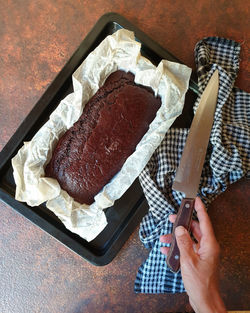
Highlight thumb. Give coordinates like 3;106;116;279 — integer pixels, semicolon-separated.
175;226;195;260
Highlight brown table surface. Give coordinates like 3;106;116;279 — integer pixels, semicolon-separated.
0;1;249;312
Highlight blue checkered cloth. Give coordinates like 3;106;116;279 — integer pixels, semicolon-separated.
134;37;250;293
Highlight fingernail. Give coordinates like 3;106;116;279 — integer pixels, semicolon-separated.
175;226;185;236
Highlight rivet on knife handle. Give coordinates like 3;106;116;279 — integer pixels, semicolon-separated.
166;198;195;273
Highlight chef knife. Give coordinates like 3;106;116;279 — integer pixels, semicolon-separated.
166;69;219;273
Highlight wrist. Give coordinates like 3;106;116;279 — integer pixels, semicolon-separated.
190;289;226;313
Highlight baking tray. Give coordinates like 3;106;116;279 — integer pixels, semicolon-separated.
0;12;198;266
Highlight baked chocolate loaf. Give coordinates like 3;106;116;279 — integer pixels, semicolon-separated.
45;70;161;205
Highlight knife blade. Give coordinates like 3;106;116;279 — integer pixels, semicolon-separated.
166;69;219;273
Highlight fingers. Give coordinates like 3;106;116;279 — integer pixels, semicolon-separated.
194;197;216;240
161;197;219;263
160;246;169;256
194;197;220;258
169;214;176;223
190;220;202;242
159;234;172;244
169;214;202;242
160;230;199;259
160;234;171;257
175;226;196;261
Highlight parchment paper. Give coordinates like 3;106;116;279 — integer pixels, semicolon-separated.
12;29;192;241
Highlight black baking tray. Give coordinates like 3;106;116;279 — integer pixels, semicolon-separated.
0;12;198;265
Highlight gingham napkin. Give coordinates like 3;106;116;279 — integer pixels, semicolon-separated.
134;37;250;293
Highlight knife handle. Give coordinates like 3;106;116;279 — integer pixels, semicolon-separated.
166;198;195;273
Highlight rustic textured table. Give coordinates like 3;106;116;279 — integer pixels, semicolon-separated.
0;1;249;312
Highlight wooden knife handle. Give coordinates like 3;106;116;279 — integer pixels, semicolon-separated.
166;198;195;273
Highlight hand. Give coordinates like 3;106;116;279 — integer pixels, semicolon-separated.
160;197;227;313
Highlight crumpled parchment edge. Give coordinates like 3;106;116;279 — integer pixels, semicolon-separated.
12;29;192;241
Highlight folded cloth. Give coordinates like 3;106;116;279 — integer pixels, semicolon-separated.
134;37;250;294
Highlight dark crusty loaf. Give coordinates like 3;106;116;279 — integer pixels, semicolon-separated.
45;70;161;205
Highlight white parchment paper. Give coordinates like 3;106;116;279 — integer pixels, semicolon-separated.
12;29;192;241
